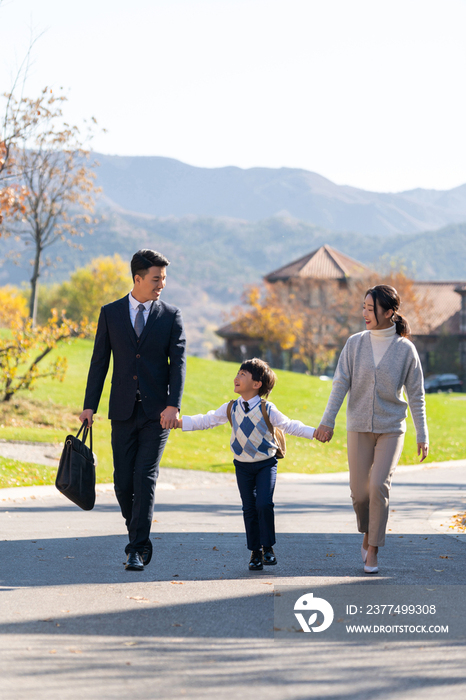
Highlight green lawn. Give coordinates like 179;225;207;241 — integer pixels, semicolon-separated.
0;338;465;487
0;457;58;488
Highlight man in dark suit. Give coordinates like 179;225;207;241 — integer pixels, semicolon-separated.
79;249;186;571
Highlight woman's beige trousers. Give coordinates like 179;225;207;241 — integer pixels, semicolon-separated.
347;431;405;547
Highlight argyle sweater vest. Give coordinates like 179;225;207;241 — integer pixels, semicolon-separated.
230;399;277;462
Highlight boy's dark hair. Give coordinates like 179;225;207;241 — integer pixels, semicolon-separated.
131;249;170;280
240;358;276;397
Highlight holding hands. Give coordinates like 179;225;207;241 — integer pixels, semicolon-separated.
160;406;180;430
314;424;333;443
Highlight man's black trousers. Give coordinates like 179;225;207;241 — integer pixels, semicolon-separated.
111;401;169;555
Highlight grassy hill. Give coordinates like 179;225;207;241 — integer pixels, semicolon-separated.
1;341;465;488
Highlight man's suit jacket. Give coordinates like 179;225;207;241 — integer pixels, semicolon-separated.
83;295;186;421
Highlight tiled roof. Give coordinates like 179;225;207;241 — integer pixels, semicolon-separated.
411;281;464;335
265;245;371;282
216;322;251;339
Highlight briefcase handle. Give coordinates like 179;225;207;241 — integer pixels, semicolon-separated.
75;420;93;453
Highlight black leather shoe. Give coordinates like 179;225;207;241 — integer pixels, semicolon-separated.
249;550;263;571
262;546;277;565
125;552;144;571
142;539;153;566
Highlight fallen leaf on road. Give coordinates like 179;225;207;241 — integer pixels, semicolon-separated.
170;581;184;584
126;596;150;602
439;556;449;559
172;623;182;627
124;642;138;646
49;650;57;654
212;546;218;551
68;649;82;654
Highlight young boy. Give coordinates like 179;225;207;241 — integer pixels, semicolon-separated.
174;358;327;571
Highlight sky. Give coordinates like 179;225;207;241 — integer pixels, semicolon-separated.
1;0;466;193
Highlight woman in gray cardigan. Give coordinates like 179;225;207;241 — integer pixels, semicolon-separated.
317;285;429;574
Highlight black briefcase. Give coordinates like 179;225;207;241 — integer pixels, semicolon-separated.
55;421;96;510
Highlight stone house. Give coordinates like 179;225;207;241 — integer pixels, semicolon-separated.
216;244;466;384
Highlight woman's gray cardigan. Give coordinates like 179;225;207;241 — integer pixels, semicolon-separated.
321;331;428;443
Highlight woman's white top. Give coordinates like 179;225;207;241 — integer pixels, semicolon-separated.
370;324;397;367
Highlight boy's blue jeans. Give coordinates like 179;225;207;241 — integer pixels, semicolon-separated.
234;455;277;551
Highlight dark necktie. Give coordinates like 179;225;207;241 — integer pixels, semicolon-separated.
243;401;250;413
134;303;146;337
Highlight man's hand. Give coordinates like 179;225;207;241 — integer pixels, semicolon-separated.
160;406;180;429
417;442;429;462
315;424;334;443
79;409;95;426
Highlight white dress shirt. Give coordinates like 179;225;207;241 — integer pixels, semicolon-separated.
129;293;153;328
182;394;316;439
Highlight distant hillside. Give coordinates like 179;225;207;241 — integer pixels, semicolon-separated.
94;153;466;237
2;209;465;356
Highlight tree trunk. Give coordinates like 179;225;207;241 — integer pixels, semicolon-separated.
29;243;42;327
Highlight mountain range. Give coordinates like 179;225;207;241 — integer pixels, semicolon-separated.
94;154;466;237
2;155;466;355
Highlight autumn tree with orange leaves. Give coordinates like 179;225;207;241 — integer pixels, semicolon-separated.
1;88;101;325
0;309;94;402
227;268;423;374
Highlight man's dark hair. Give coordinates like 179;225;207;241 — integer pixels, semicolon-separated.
240;358;276;397
131;249;170;280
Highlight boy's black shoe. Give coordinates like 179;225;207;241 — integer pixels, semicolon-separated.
262;546;277;565
249;550;263;570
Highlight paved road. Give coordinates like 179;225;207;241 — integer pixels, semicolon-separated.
1;461;466;699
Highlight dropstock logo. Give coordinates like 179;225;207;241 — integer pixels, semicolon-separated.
294;592;334;633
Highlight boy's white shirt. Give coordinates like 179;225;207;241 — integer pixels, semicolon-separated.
182;394;315;440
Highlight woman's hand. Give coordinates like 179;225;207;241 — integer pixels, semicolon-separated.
417;442;429;462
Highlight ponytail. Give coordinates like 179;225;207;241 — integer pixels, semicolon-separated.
394;312;410;338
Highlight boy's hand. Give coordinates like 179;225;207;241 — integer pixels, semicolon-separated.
315;431;330;443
